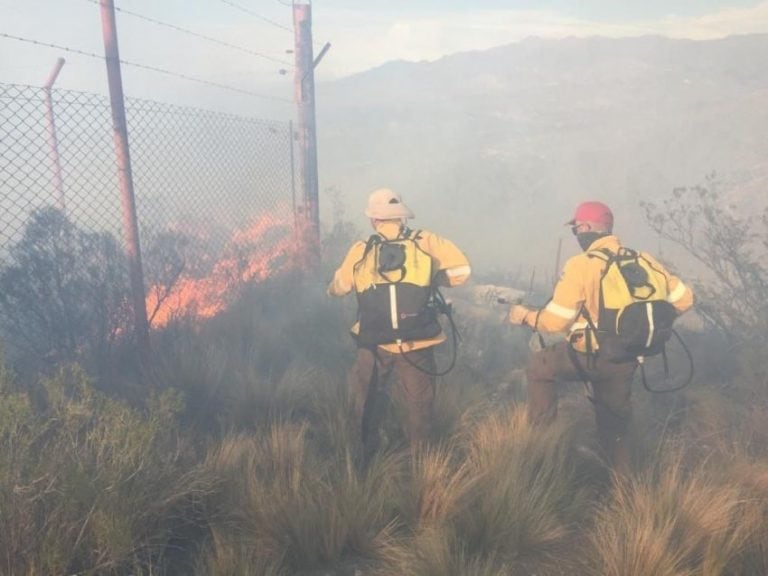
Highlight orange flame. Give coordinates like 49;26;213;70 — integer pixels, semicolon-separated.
146;214;305;328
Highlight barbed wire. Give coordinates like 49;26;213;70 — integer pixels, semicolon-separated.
218;1;325;53
82;0;293;67
0;32;292;103
217;0;293;33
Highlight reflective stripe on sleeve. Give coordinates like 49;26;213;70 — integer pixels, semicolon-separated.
544;301;579;320
445;265;471;277
667;281;688;303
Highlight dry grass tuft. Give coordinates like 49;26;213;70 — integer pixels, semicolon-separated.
374;525;512;576
456;406;592;559
201;422;405;573
586;447;764;576
409;444;479;526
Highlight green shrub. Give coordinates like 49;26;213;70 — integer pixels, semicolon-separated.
0;361;211;575
0;208;130;375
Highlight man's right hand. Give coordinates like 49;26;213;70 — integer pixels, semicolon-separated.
508;304;531;326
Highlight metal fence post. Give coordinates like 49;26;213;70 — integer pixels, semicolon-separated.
292;2;320;251
43;58;66;212
289;120;298;223
99;0;150;355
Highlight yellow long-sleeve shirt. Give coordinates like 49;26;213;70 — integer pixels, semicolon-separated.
522;235;694;346
328;220;471;352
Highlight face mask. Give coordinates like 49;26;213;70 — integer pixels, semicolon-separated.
577;231;607;251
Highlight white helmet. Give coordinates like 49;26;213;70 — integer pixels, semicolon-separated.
364;188;414;220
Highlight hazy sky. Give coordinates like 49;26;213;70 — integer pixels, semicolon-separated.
1;0;768;116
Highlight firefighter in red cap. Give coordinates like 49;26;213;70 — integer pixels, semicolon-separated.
328;188;471;460
507;201;693;476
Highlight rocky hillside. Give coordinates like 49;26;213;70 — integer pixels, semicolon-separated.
317;34;768;273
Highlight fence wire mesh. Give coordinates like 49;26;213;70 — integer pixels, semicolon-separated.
0;82;298;370
1;83;296;246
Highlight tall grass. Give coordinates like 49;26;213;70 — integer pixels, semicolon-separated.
3;274;768;574
585;445;766;576
457;408;594;558
199;424;405;574
369;406;601;575
376;525;514;576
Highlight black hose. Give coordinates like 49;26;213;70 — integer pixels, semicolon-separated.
641;329;694;393
397;288;459;377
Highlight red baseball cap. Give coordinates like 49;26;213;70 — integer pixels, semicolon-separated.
566;201;614;229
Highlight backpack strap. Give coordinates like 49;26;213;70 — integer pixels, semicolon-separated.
587;247;615;265
360;233;382;261
566;337;595;400
578;303;598;369
408;228;428;254
353;234;383;279
583;248;615;367
531;298;549;351
360;225;415;259
617;248;657;299
399;226;423;241
357;231;408;283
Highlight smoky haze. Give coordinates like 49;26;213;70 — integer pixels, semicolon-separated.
316;34;768;279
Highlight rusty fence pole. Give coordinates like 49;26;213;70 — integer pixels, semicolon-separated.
99;0;150;356
43;57;67;212
293;2;330;256
289;119;298;226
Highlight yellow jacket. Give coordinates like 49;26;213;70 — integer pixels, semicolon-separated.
521;235;694;349
328;220;471;352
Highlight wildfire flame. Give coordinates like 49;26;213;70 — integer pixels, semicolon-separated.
146;214;305;328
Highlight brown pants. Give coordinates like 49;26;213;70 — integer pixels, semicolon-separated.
348;346;436;454
527;341;637;474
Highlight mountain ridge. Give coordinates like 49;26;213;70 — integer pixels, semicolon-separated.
317;34;768;272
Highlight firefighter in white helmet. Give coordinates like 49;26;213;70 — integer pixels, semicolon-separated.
328;188;471;460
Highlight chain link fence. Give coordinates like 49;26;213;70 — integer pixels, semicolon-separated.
0;82;299;371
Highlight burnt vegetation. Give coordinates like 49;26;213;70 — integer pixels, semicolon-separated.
0;184;767;575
